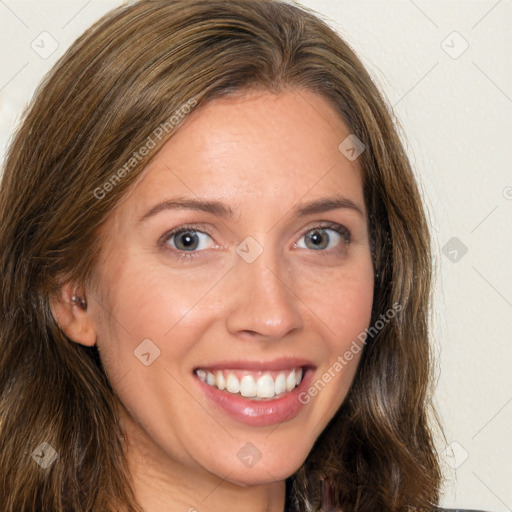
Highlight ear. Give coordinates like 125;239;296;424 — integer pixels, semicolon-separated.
49;282;97;347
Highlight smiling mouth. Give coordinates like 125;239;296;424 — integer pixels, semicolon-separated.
194;367;304;401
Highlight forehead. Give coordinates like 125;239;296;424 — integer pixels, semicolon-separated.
115;89;366;222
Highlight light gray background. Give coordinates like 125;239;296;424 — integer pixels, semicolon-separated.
1;1;511;510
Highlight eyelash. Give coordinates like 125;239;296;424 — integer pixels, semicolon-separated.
158;222;352;261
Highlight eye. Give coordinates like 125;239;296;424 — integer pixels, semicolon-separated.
296;224;350;251
165;229;214;252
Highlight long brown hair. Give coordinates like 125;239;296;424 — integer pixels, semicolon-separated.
0;1;443;510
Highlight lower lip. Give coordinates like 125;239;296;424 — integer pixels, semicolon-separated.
195;369;313;427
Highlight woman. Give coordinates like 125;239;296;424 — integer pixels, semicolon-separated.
0;0;484;511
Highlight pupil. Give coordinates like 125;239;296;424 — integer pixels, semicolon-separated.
177;231;197;250
307;229;328;249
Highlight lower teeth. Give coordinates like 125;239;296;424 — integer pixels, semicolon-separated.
236;390;291;401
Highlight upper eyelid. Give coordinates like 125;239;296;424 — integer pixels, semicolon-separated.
295;220;350;235
165;221;349;236
159;225;216;248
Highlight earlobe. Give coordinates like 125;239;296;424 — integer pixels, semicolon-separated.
50;283;97;347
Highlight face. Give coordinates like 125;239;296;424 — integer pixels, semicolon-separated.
87;89;374;487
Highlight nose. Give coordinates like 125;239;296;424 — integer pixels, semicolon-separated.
225;252;304;341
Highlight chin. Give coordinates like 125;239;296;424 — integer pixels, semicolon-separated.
201;441;311;486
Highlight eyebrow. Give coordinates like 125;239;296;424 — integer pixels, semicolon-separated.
139;194;364;223
295;195;364;217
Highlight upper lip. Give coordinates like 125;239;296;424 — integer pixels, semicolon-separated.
194;357;315;372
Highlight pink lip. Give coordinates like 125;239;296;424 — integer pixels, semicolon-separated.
193;361;315;427
195;357;314;372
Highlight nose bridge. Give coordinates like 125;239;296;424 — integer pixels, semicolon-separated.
225;242;303;339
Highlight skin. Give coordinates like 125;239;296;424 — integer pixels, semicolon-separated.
52;89;374;512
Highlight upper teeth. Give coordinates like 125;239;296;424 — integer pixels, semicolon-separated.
195;368;303;400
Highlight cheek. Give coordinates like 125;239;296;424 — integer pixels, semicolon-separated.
295;256;373;418
94;251;213;339
328;260;374;381
297;255;374;342
90;251;223;396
